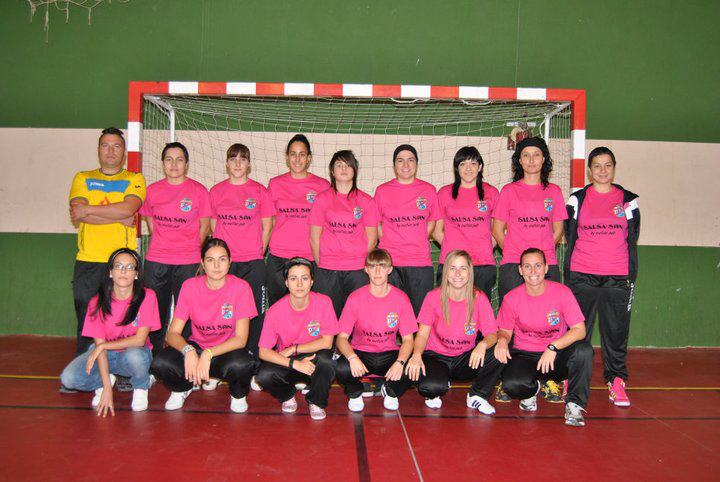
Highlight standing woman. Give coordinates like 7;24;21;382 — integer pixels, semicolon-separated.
309;150;378;316
406;250;503;414
141;142;212;352
150;238;258;412
565;147;639;407
433;146;500;299
60;248;160;415
256;258;338;420
374;144;440;316
267;135;330;305
335;248;416;412
492;137;567;304
494;248;593;426
210;143;275;355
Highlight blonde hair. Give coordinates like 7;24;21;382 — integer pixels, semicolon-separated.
440;250;475;327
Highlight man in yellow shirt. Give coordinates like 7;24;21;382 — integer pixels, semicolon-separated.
68;127;146;354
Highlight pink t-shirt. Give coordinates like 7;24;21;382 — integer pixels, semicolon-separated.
497;280;584;353
417;288;498;357
493;180;567;265
437;183;500;265
140;178;212;265
571;186;629;276
268;173;330;259
259;292;339;352
210;179;275;262
308;189;379;270
374;179;440;267
174;275;257;350
82;288;161;350
339;285;417;353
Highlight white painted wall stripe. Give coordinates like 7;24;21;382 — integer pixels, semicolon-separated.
572;129;586;159
284;83;314;96
401;85;431;98
127;122;142;152
226;82;256;95
343;84;373;97
517;88;547;100
168;81;199;95
458;86;489;99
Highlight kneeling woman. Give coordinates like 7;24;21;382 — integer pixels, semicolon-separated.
336;249;416;412
60;248;160;416
406;250;503;415
150;238;258;413
256;258;338;420
494;248;593;426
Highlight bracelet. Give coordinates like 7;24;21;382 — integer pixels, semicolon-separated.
205;348;214;358
181;344;194;356
288;359;295;370
347;354;359;361
395;359;406;366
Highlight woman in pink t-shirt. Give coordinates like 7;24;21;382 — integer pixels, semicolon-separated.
256;258;338;420
374;144;440;316
565;147;640;407
494;248;593;426
267;134;330;306
140;142;212;353
210;143;275;355
309;150;378;316
433;146;500;299
60;248;160;416
492;137;567;304
150;238;258;413
405;250;503;415
336;249;417;412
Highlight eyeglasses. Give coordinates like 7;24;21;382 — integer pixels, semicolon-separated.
112;263;137;272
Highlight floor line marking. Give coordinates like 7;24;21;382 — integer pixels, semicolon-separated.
397;411;424;482
352;414;371;482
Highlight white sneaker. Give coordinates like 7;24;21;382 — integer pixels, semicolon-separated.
381;384;399;410
424;397;442;409
165;389;192;410
250;376;262;392
520;382;540;412
565;402;586;427
91;374;117;408
466;394;495;415
348;396;365;412
309;403;326;420
202;378;221;391
281;396;298;413
131;389;149;412
230;396;249;413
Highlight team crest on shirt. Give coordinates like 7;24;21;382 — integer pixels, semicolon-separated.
416;196;427;210
180;197;193;212
307;320;321;337
306;191;317;203
613;204;625;218
245;198;257;210
477;200;488;212
464;320;477;336
353;206;364;220
386;312;399;328
543;197;554;212
221;303;234;320
547;309;561;326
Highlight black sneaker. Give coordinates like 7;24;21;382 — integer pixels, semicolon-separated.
115;375;133;392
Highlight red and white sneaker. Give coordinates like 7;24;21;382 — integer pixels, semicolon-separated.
608;377;631;407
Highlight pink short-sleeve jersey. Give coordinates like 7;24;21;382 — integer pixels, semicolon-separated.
374;179;440;267
338;285;417;352
308;189;379;270
210;179;275;262
493;180;567;265
497;280;585;353
259;292;339;352
417;288;497;357
437;183;500;266
571;186;629;276
174;275;257;350
82;288;161;350
268;173;331;259
140;178;212;265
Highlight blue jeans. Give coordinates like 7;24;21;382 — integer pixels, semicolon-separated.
60;345;153;390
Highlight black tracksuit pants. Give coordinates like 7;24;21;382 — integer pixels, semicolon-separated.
72;261;107;355
388;266;434;317
229;259;267;357
256;349;336;408
313;267;369;317
335;349;412;399
418;349;504;399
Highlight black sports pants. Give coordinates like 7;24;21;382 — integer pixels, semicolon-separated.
335;349;412;399
256;349;336;408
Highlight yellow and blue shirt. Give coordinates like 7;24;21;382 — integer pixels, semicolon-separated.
69;169;146;262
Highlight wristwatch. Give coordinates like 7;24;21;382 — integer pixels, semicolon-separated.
547;344;558;352
395;359;406;366
181;344;195;356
